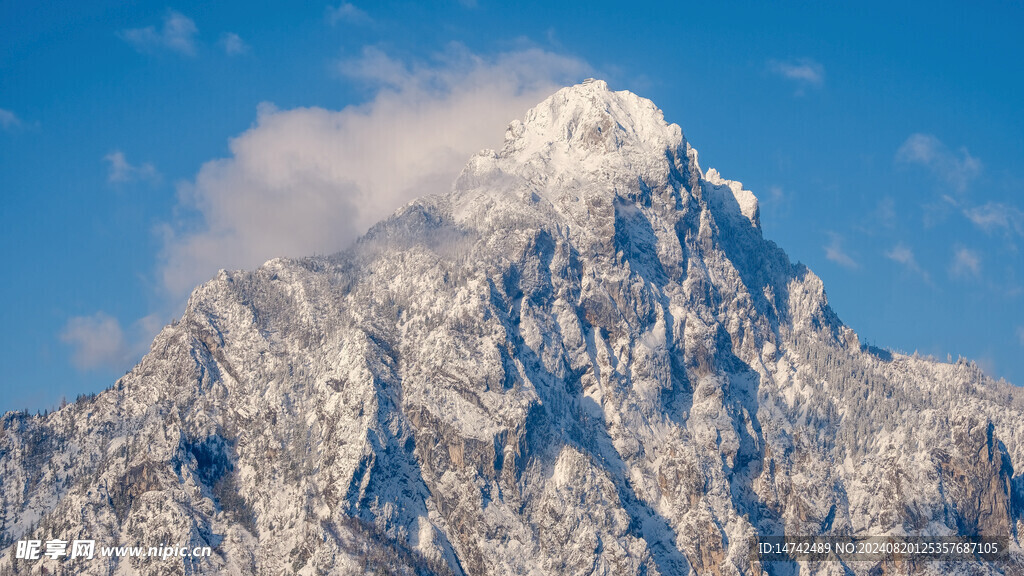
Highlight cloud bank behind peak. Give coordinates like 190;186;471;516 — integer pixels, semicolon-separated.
159;47;590;297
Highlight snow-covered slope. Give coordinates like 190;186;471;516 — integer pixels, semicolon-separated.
2;80;1022;575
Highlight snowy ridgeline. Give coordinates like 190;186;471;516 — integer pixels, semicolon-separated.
1;80;1022;576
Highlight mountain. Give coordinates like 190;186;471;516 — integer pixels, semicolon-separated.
2;79;1022;576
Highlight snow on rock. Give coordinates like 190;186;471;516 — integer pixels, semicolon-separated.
1;80;1022;576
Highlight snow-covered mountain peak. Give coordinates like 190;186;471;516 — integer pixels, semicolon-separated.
454;79;761;231
454;79;685;191
507;78;683;155
3;81;1021;576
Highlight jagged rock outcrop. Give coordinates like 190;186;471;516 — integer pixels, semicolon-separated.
2;80;1022;575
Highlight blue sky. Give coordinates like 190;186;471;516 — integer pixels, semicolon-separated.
1;1;1022;412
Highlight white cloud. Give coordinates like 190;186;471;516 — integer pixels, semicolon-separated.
59;312;165;372
120;10;199;56
0;108;21;130
327;3;372;25
1017;326;1024;347
768;58;824;92
824;233;858;269
950;246;981;278
336;46;410;87
962;201;1024;236
220;32;249;56
885;243;914;265
158;46;589;296
104;150;159;184
60;313;127;371
896;133;981;192
885;242;930;282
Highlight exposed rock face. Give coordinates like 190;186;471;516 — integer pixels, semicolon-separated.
937;420;1015;539
1;80;1022;575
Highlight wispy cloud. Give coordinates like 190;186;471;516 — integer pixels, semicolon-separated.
60;313;127;371
1017;326;1024;347
0;108;21;131
120;10;199;56
825;232;858;269
104;150;159;184
875;197;897;229
949;246;981;278
759;184;793;221
884;243;915;266
59;312;163;372
885;243;930;282
158;45;590;296
768;58;824;94
220;32;249;56
896;133;981;193
921;194;958;228
962;201;1024;237
336;46;409;86
327;3;372;25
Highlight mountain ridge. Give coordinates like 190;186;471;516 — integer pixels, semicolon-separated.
2;80;1022;576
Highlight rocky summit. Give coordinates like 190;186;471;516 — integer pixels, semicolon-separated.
1;80;1022;575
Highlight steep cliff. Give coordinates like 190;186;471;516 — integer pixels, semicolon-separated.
2;80;1021;575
